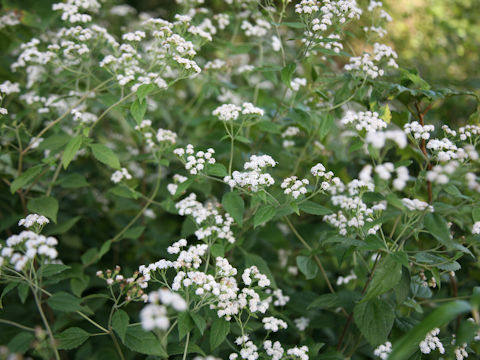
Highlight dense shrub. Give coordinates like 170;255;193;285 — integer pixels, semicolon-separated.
0;0;479;359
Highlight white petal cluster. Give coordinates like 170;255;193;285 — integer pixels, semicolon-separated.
472;221;480;235
262;316;287;332
1;231;58;272
241;18;271;37
242;266;271;287
373;341;392;359
224;155;276;192
365;129;407;149
290;78;307;91
167;174;188;195
294;317;310;331
212;102;264;121
140;288;187;331
454;343;469;360
419;328;445;354
286;345;309;360
281;176;309;199
426;161;458;184
264;340;284;360
18;214;50;228
174;144;216;175
111;168;132;183
459;124;480;141
404;121;434;140
175;193;235;243
336;271;357;285
401;198;433;212
52;0;101;24
341;110;387;132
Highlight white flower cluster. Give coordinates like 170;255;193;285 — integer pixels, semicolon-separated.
242;266;271;287
426;138;470;162
176;193;235;243
472;221;480;235
466;172;480;192
212;102;264;121
167;174;188;195
139;249;278;321
111;168;132;183
140;288;187;331
241;18;271;37
345;43;398;78
310;163;335;191
264;340;284;360
282;126;301;148
290;77;307;91
174;144;216;175
426;161;458;184
96;266;149;301
18;214;50;228
135;120;178;149
224;155;276;192
294;317;310;331
401;198;433;212
0;11;21;29
419;328;445;355
287;345;309;360
336;271;357;285
1;230;58;271
262;316;287;332
52;0;101;24
281;176;309;199
324;177;384;236
454;343;469;360
459;124;480;141
404;121;434;140
365;130;407;149
230;336;309;360
373;341;392;359
341;110;387;132
374;163;409;190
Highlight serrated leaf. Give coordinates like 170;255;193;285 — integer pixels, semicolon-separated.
40;264;71;277
137;83;155;103
47;291;82;312
299;201;332;215
190;312;206;335
281;62;297;86
253;205;276;228
296;256;318;280
177;312;193;340
130;99;147;125
124;326;168;357
57;327;90;350
222;191;244;226
8;332;35;353
206;163;228;177
424;213;454;248
10;165;43;193
363;254;402;300
57;174;89;188
27;196;59;223
90;144;121;169
210;317;230;350
112;310;129;343
354;299;395;346
62;135;82;169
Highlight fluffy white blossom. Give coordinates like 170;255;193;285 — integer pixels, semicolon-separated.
419;328;445;354
111;168;132;183
373;341;392;359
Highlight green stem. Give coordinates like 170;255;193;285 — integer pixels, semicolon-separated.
182;331;190;360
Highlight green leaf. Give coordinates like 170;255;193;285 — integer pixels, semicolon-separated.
10;165;43;193
206;163;228;177
281;62;297;86
177;312;193;340
296;256;318;280
123;226;145;240
473;208;480;222
395;267;411;305
57;174;89;188
364;254;402;300
389;301;471;360
253;205;276;228
0;282;18;309
424;213;454;248
47;291;82;312
45;216;81;235
124;326;168;357
18;283;29;303
244;252;277;288
308;294;342;310
40;264;71;277
210;243;225;258
130;99;147;125
210;317;230;350
137;83;155;103
112;310;129;343
222;191;244;226
190;312;206;335
299;201;332;215
8;332;35;353
27;196;59;223
62;135;83;169
57;327;90;350
90;144;121;170
354;299;395;346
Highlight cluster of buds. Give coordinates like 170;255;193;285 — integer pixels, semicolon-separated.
97;265;148;302
419;269;436;288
